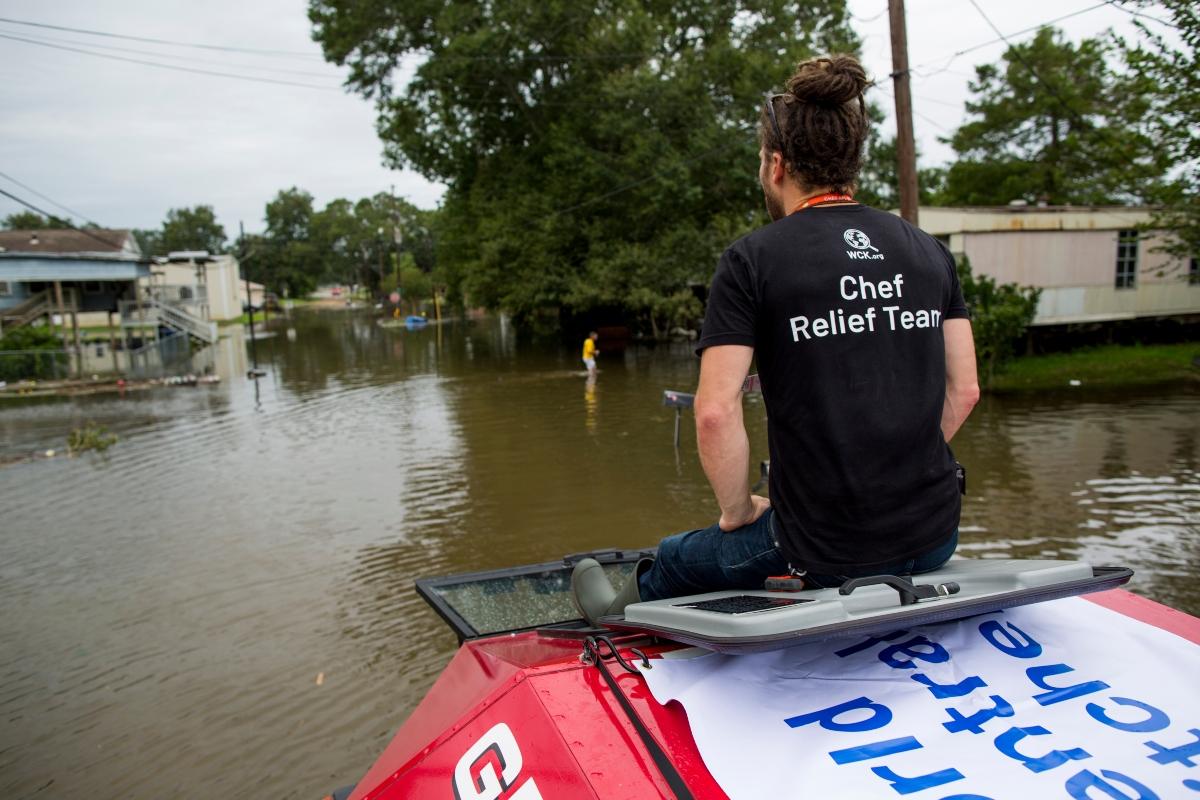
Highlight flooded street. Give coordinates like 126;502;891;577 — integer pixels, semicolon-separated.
1;309;1197;799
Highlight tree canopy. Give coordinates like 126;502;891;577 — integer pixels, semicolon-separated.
856;132;945;210
134;205;227;257
2;210;71;229
310;0;858;328
1119;1;1199;261
238;188;437;300
161;206;227;254
941;27;1168;207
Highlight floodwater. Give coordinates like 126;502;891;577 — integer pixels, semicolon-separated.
0;310;1197;798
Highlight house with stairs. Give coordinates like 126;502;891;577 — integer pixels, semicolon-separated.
0;228;220;377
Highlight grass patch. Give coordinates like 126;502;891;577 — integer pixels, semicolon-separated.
218;297;316;327
67;422;118;454
990;342;1200;392
219;310;284;327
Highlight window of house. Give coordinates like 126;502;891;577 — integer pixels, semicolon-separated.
0;281;11;296
1190;257;1199;285
83;281;103;293
1115;230;1138;289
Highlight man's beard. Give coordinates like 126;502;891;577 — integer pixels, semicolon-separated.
762;185;786;222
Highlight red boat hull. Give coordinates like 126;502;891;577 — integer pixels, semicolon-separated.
345;589;1200;800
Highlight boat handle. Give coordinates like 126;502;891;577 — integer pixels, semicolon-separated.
838;574;961;606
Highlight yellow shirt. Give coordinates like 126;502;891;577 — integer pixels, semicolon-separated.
582;338;596;360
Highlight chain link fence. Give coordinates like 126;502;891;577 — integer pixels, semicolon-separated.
1;332;217;383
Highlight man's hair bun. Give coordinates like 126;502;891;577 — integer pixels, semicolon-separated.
758;52;871;194
786;54;869;107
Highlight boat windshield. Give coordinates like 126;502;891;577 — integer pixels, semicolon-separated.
416;550;651;641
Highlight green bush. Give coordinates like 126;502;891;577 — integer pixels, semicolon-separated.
956;256;1041;387
0;325;68;381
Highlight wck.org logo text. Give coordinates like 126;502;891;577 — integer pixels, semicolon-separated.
844;228;885;260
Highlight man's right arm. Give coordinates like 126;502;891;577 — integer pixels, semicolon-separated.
695;344;769;531
941;318;980;442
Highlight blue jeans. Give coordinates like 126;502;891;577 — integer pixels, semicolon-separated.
637;508;958;601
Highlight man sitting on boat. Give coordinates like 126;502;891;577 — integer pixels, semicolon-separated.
573;53;980;625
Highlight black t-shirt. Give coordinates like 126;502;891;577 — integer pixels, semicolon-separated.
698;204;969;573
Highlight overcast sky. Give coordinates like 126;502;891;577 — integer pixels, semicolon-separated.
0;1;1171;236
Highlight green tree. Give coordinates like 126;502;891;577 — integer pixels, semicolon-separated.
159;205;227;254
310;0;858;330
1119;1;1199;264
133;228;163;257
3;210;71;229
134;206;226;257
346;193;438;295
310;197;360;286
942;27;1168;206
258;188;319;298
956;255;1041;388
380;252;434;313
856;133;946;210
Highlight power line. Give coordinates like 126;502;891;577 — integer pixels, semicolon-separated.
0;13;866;67
0;15;324;59
0;13;708;66
0;186;127;250
0;33;343;91
0;171;97;225
1105;1;1179;30
871;82;955;134
910;1;1113;77
913;109;951;133
852;5;890;24
0;27;346;80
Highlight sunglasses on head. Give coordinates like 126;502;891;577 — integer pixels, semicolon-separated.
763;92;786;148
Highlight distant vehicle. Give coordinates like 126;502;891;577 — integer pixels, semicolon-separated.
331;286;343;297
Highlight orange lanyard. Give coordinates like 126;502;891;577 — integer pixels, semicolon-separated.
791;192;855;214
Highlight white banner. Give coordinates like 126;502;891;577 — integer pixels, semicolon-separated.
641;597;1200;799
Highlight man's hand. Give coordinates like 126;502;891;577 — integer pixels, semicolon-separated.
719;494;771;532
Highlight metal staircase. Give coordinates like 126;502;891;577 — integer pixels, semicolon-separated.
119;296;217;344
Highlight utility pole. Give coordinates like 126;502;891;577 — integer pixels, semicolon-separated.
390;184;403;314
240;221;265;378
889;0;920;226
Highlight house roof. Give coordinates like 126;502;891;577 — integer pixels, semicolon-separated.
915;205;1156;236
0;228;140;256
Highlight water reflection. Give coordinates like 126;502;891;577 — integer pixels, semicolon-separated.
954;389;1200;615
0;310;1195;799
585;372;598;433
